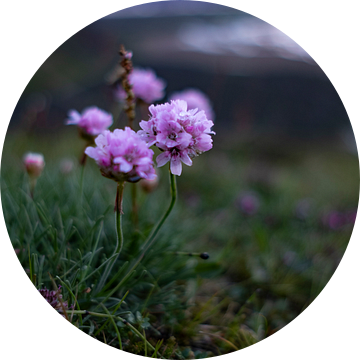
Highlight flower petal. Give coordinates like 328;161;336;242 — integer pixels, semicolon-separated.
170;157;182;176
156;152;170;167
180;151;193;166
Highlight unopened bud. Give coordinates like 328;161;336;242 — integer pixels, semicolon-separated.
200;252;210;260
140;175;159;193
23;152;45;178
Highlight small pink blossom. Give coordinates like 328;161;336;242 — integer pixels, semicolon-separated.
169;88;215;121
66;107;113;137
23;152;45;178
236;191;260;216
114;68;166;104
322;211;345;230
85;127;156;183
321;209;357;230
138;100;214;176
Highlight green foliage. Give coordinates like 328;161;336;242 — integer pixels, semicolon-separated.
1;131;357;358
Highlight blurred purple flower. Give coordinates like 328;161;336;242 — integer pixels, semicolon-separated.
138;100;215;176
169;88;214;121
322;211;345;230
39;286;70;316
114;68;166;104
236;191;260;216
85;127;156;183
66;107;113;137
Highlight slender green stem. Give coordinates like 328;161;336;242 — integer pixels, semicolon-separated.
140;168;177;254
79;161;85;206
29;178;36;199
94;181;125;293
95;169;176;307
115;181;125;254
131;183;139;227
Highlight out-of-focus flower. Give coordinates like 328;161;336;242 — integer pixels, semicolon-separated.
140;175;159;193
85;127;156;183
39;286;70;316
322;211;345;230
169;88;214;121
23;152;45;178
114;68;166;104
138;100;215;176
66;107;113;137
236;191;260;215
321;209;357;230
60;158;75;175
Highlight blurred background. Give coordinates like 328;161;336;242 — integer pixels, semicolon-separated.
8;1;355;142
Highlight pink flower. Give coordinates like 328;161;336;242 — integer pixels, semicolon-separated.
114;68;166;104
85;127;156;183
236;191;260;216
66;107;113;137
138;100;215;176
23;152;45;178
169;88;215;121
321;211;345;230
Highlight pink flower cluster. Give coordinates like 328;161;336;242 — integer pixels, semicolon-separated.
169;88;215;121
85;127;156;183
115;68;166;104
23;152;45;178
66;107;113;137
138;100;215;176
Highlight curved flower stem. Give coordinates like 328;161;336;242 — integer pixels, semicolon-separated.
140;167;177;254
131;183;138;227
97;169;176;303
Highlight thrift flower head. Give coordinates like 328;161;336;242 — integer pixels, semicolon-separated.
23;152;45;178
85;127;156;183
170;88;215;121
115;68;166;104
66;107;113;137
138;100;215;176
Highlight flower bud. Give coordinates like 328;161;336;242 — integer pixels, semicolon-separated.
140;172;159;193
60;158;75;174
23;152;45;178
